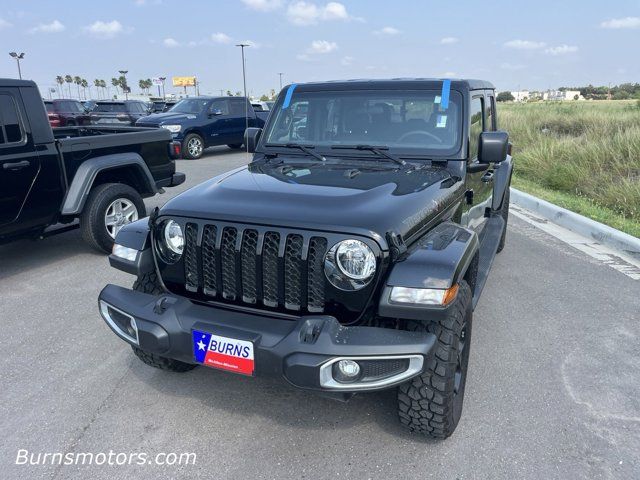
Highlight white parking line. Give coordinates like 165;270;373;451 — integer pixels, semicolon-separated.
511;205;640;281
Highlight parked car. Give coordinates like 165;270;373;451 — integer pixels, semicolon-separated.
136;96;269;159
162;100;178;112
90;100;150;126
99;78;513;438
251;101;273;112
44;99;91;127
83;100;97;112
0;79;185;253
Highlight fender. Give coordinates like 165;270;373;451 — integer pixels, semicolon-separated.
61;153;157;215
108;218;155;276
378;221;478;321
491;154;513;211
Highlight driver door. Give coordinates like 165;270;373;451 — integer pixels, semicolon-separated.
204;99;230;146
462;94;493;232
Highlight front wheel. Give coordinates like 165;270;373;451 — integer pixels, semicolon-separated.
397;280;473;439
80;183;145;253
182;133;205;159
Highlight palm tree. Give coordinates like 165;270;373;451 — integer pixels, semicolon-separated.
145;78;153;95
100;79;108;99
73;76;82;99
81;79;89;100
93;79;102;99
111;77;120;96
64;75;73;98
56;76;65;98
138;79;146;94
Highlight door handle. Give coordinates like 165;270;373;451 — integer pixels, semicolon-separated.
3;160;31;170
481;171;494;183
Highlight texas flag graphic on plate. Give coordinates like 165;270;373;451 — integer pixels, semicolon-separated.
192;330;254;375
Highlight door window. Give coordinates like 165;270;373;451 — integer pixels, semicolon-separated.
468;97;484;159
208;99;229;115
485;95;496;131
0;94;24;144
229;99;248;116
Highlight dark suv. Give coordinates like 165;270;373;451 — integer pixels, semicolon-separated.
44;99;91;127
99;79;513;439
91;100;150;126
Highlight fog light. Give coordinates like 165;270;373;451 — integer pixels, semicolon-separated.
333;359;361;383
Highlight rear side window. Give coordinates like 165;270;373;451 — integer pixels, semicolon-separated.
469;96;484;159
0;94;24;144
229;99;249;116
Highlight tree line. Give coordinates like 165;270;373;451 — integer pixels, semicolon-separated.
53;75;156;100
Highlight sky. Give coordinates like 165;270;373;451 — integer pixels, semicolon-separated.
0;0;639;99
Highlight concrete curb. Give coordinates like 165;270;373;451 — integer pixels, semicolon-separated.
509;187;640;259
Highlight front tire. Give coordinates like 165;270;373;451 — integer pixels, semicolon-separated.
183;133;205;159
80;183;145;253
397;280;473;439
130;272;197;372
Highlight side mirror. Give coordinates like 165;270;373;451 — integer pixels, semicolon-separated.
478;131;509;164
245;127;262;153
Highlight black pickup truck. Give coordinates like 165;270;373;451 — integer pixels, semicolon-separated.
99;79;512;438
0;79;185;253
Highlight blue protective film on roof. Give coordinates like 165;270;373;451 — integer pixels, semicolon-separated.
282;84;297;109
440;79;451;111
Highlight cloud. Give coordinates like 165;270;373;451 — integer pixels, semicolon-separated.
0;18;12;30
83;20;125;39
240;39;261;48
373;26;400;35
241;0;283;11
163;38;180;47
286;2;359;25
503;39;546;50
308;40;338;53
600;16;640;29
341;55;354;66
545;44;578;55
211;32;231;44
296;53;314;62
29;20;65;34
440;36;458;44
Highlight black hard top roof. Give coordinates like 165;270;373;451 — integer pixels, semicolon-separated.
0;78;37;88
292;78;495;91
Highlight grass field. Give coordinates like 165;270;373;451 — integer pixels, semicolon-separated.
499;100;640;237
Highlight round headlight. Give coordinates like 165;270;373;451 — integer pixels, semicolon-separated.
325;239;376;290
163;220;184;255
335;240;376;280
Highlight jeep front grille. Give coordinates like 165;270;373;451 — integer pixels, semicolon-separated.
180;223;329;313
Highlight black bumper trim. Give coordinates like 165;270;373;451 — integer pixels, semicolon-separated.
98;284;436;392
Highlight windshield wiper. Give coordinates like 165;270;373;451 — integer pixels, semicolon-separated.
265;143;326;162
331;144;406;166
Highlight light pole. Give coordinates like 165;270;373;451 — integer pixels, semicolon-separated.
119;70;128;100
9;52;25;79
236;43;250;143
278;72;283;90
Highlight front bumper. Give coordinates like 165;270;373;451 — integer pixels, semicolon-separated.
98;284;436;393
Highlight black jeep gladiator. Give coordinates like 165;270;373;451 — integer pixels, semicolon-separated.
0;79;185;253
99;79;512;438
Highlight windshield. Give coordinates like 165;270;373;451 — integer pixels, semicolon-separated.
95;103;126;112
168;99;208;114
263;89;462;155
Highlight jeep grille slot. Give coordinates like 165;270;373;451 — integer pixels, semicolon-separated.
182;224;329;313
221;227;238;300
184;223;199;292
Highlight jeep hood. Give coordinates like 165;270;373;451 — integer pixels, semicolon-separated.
160;161;463;248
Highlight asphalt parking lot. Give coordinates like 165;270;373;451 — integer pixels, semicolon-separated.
1;147;639;480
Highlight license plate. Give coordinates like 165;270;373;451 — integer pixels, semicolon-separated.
192;330;254;375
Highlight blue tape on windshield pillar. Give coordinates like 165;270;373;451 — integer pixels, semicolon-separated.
440;79;451;111
282;84;297;109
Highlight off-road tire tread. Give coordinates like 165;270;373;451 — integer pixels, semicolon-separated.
131;346;196;372
397;280;472;439
132;272;164;295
